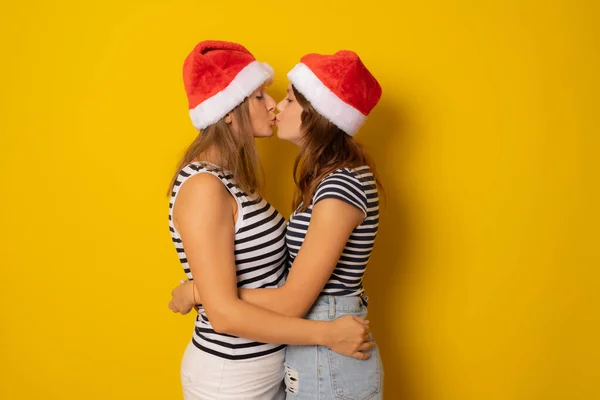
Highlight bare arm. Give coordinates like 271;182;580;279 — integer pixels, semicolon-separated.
172;173;370;357
238;198;363;316
171;198;363;317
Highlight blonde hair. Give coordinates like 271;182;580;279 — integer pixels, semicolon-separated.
168;99;262;195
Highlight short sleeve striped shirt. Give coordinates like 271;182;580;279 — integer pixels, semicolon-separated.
286;166;379;296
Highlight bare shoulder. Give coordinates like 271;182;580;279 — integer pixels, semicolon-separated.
177;172;228;202
173;173;232;226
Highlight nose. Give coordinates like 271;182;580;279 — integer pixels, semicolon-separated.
276;99;286;113
265;95;276;112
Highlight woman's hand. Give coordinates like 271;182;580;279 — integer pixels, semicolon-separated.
325;315;374;360
168;280;198;315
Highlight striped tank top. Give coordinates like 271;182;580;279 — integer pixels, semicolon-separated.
286;166;379;296
169;162;288;360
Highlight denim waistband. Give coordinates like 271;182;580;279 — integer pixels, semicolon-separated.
306;295;368;319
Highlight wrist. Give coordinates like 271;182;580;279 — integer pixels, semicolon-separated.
315;321;332;347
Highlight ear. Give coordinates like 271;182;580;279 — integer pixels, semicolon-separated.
224;113;232;124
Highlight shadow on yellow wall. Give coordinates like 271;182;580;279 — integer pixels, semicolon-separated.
359;96;421;399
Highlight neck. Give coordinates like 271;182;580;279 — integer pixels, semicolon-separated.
195;145;224;166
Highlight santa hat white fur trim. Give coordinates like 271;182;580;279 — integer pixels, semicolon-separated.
189;61;274;130
287;63;367;136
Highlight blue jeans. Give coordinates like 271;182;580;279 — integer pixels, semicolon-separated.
284;296;383;399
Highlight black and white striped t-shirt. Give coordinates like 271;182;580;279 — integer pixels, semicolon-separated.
286;166;379;297
169;162;288;360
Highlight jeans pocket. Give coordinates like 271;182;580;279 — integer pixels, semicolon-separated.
328;343;382;400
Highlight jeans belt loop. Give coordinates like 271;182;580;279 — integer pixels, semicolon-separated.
328;295;336;319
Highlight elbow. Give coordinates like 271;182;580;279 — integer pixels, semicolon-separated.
277;287;316;317
277;299;310;318
267;287;310;317
204;302;240;335
209;318;232;335
283;304;308;318
274;290;313;317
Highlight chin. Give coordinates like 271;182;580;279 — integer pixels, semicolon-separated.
254;128;274;138
263;128;274;137
276;133;296;144
276;131;287;140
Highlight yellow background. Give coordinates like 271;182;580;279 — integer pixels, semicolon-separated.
1;1;597;399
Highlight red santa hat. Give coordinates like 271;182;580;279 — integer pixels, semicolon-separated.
287;50;382;136
183;40;274;130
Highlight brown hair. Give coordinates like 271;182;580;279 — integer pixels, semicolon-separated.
168;98;262;195
292;86;382;212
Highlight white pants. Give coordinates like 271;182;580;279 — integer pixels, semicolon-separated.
180;341;286;400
